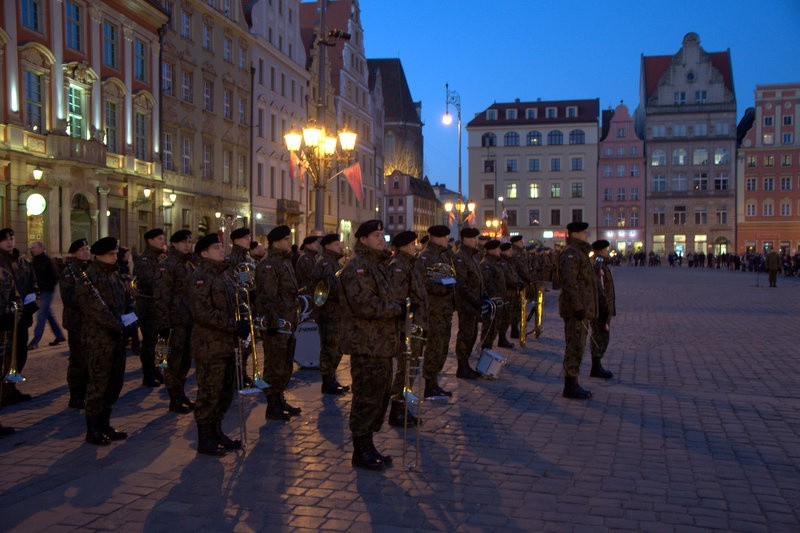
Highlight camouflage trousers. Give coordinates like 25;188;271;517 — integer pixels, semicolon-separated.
317;313;342;379
349;355;392;437
563;318;588;378
66;328;87;401
422;306;453;380
165;325;193;400
480;305;501;348
391;337;424;399
194;356;234;426
262;331;295;393
589;317;610;360
138;312;158;381
498;293;517;337
84;336;126;417
455;308;480;363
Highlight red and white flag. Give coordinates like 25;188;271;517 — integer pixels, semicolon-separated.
342;162;363;202
289;151;305;181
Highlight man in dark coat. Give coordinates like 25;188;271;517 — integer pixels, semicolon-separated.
589;240;615;379
27;240;66;349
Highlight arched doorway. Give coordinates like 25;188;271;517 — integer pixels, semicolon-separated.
71;193;93;241
714;236;729;255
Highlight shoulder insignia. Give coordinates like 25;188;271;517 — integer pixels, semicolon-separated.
265;264;273;269
395;268;403;273
195;280;205;286
355;268;364;275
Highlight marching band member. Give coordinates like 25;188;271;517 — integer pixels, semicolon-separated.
294;235;320;295
60;238;91;409
453;228;483;380
479;240;506;350
134;228;166;388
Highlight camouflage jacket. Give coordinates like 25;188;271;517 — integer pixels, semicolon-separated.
226;244;252;272
77;259;130;336
133;245;164;309
188;258;237;361
59;257;89;332
255;247;299;331
481;255;506;299
594;258;616;319
500;256;521;297
387;249;429;331
153;246;195;327
558;238;598;320
511;249;531;286
453;244;483;312
415;241;455;310
312;248;343;319
0;251;19;327
339;242;402;358
0;249;38;327
294;249;318;294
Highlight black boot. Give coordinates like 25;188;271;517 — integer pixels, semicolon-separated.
281;394;302;416
321;375;348;395
265;394;291;421
510;324;520;339
216;421;242;450
351;434;384;471
168;392;192;414
456;361;481;380
590;358;613;379
197;423;226;456
68;394;85;410
388;399;422;428
101;409;127;441
498;335;514;349
563;376;592;399
424;378;452;399
85;414;110;446
368;434;393;466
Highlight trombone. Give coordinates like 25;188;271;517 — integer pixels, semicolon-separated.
3;302;23;384
233;261;268;391
401;298;426;469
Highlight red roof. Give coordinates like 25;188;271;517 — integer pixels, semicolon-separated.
642;51;734;101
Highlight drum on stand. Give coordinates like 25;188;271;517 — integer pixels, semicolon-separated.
294;320;320;369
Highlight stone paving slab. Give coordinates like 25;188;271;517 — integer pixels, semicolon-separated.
0;267;799;531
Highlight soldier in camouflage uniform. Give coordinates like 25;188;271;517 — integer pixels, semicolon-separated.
60;238;91;409
189;233;249;456
153;230;196;413
313;233;350;395
339;220;403;471
77;237;132;445
256;225;301;422
453;227;483;380
415;225;456;398
479;240;506;350
496;242;520;348
294;236;320;295
589;240;615;380
509;235;531;339
558;222;598;399
226;227;253;270
133;228;166;387
386;231;428;427
0;229;20;435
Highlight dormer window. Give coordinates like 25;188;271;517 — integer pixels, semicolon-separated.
546;107;557;119
486;109;498;120
505;109;517;120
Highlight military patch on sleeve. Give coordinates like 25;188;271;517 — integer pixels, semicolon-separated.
394;268;403;273
195;280;205;286
355;268;365;275
265;264;273;269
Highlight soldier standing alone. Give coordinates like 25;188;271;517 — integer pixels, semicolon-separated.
589;239;615;380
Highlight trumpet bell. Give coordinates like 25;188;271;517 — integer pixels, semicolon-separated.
313;280;330;307
4;371;25;384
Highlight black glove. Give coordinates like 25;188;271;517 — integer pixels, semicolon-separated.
23;301;38;317
158;328;171;339
0;313;14;331
235;319;250;339
574;309;586;321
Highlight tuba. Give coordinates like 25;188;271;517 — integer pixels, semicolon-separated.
3;302;24;384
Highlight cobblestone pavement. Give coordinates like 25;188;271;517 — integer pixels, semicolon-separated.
0;266;798;532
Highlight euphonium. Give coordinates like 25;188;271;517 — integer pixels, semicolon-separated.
3;302;24;384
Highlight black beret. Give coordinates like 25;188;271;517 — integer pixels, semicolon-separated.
355;219;383;239
484;239;501;250
460;227;480;239
420;235;430;245
427;225;450;238
267;225;291;244
144;228;164;240
392;230;418;248
320;233;340;247
0;228;14;241
117;247;128;261
249;240;261;250
510;235;523;243
591;239;610;251
524;244;536;251
68;238;89;254
170;229;192;243
477;235;490;242
302;235;319;246
230;228;251;240
195;233;221;254
566;221;589;233
90;236;118;256
500;243;512;251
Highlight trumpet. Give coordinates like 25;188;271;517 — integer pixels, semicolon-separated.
233;261;268;391
402;297;426;469
3;302;24;384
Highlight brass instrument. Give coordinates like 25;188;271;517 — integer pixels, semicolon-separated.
233;261;268;392
298;280;331;323
156;330;170;369
3;302;24;384
519;289;527;348
401;297;426;469
426;262;456;285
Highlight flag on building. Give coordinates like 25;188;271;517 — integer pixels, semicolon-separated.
342;162;363;202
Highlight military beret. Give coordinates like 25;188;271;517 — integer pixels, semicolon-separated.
392;230;417;248
144;228;164;240
267;225;291;244
484;239;501;251
117;247;128;262
90;236;118;256
420;235;430;245
249;240;261;250
355;219;383;239
170;229;192;243
510;235;523;243
500;242;512;251
524;244;536;251
302;235;319;246
0;228;14;241
68;238;89;254
195;233;221;254
230;227;250;240
427;225;451;238
477;235;490;242
566;221;589;233
460;227;480;239
320;233;340;247
591;239;610;251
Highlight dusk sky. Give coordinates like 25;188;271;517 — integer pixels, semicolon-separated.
360;0;800;198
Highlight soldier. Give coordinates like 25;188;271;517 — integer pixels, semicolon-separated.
60;238;91;409
479;240;506;349
386;230;427;427
339;219;403;471
154;230;196;413
133;228;166;387
295;235;320;295
496;242;520;348
227;227;253;269
77;237;133;445
558;222;598;399
415;225;456;398
453;227;483;380
589;240;615;379
508;235;531;339
256;225;301;421
0;229;21;435
765;248;781;287
313;233;350;395
189;233;249;456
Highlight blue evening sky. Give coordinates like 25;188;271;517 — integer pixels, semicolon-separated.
360;0;800;197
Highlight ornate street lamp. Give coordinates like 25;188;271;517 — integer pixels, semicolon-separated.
444;199;476;234
443;83;463;228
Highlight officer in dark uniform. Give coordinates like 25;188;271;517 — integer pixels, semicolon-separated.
339;220;403;471
133;228;166;387
313;233;350;395
154;230;196;413
256;225;301;421
295;235;320;295
77;237;132;445
60;238;91;409
558;222;598;399
226;227;253;269
415;225;456;398
386;230;427;427
453;227;483;379
589;240;615;379
509;235;531;339
480;240;506;349
189;233;249;456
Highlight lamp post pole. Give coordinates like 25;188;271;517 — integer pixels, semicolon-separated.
443;83;463;232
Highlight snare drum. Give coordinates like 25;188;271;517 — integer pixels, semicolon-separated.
477;348;507;379
293;320;320;368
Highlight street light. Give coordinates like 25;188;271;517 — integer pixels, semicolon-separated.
284;122;357;235
442;83;463;220
444;199;475;234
